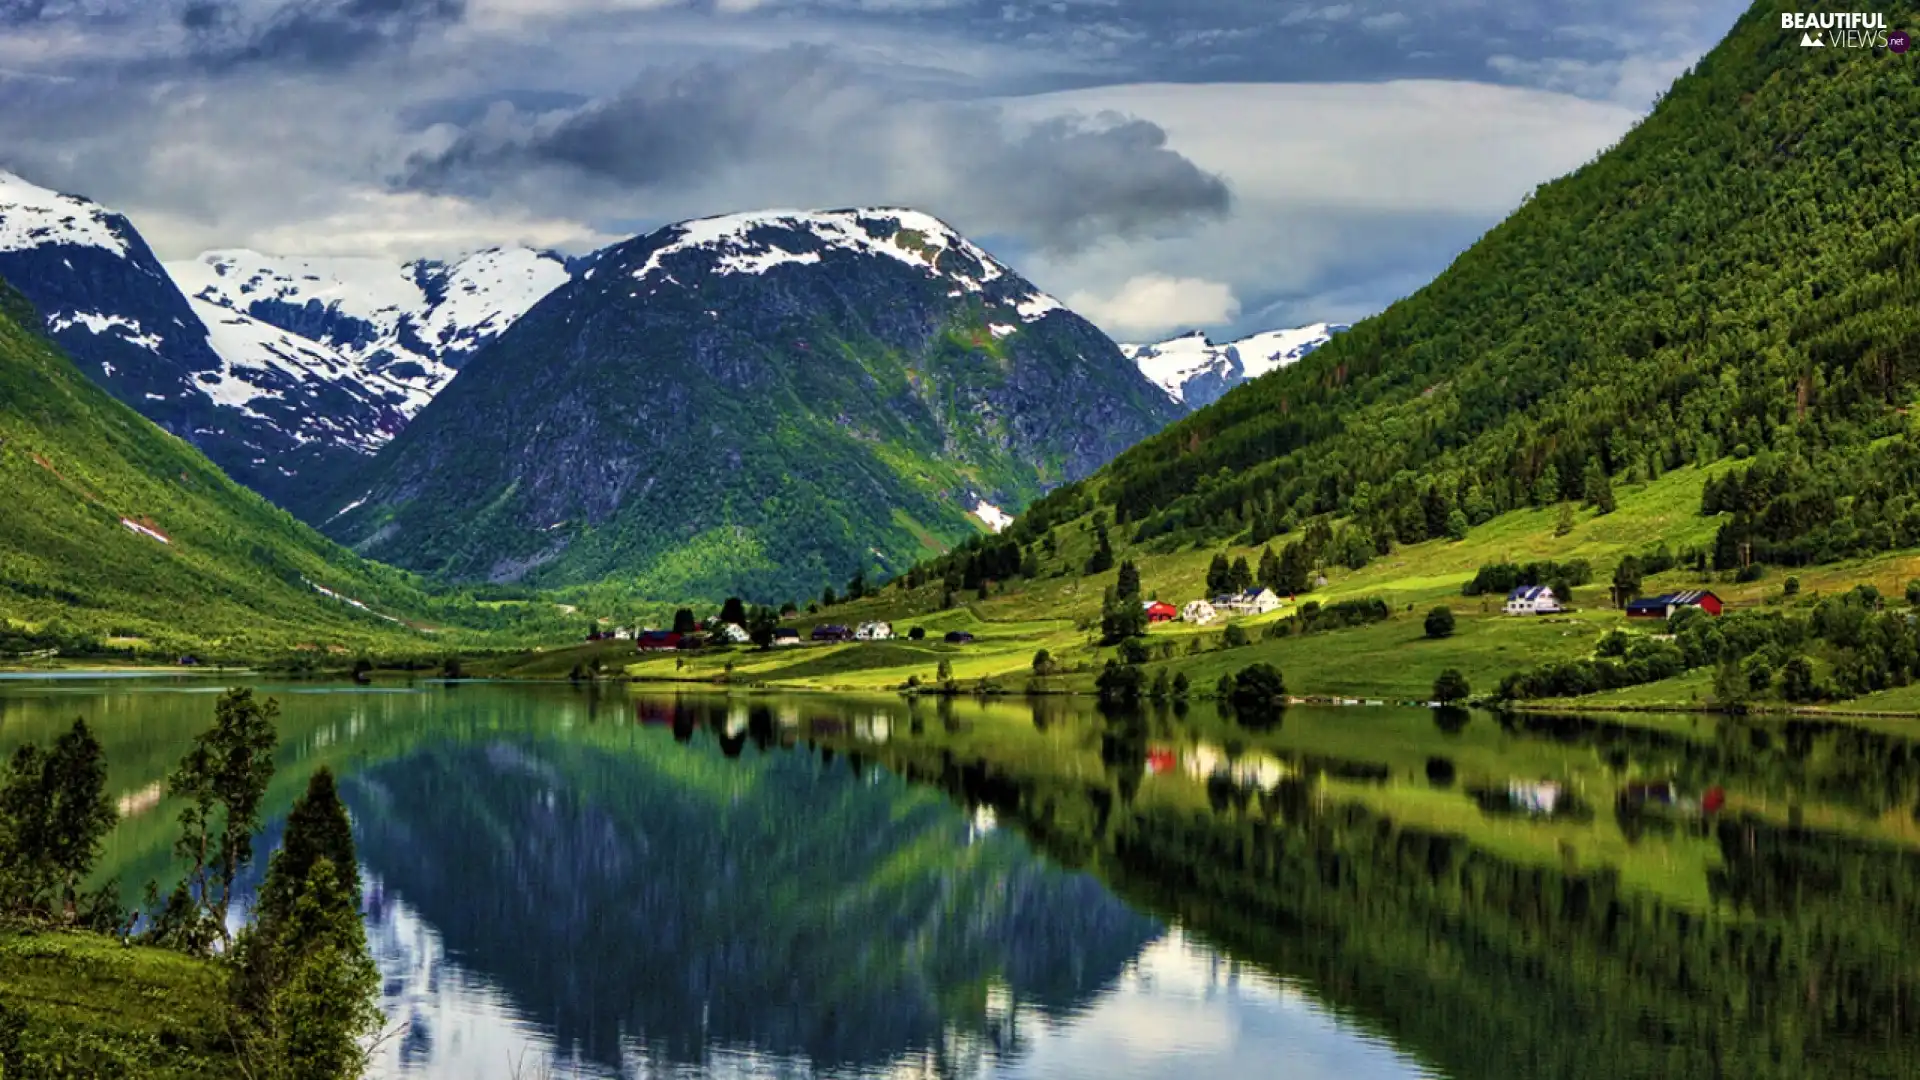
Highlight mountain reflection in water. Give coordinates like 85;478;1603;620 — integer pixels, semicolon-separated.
2;680;1916;1079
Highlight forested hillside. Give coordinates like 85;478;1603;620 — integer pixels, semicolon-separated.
1069;0;1920;567
0;279;572;660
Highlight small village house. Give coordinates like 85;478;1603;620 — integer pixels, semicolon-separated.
772;628;801;646
855;621;894;641
1141;601;1178;624
635;630;683;651
1214;588;1283;616
1625;590;1724;619
716;622;750;644
1182;600;1217;625
1504;585;1562;616
812;624;855;642
945;630;975;644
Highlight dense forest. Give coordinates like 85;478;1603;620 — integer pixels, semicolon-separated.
930;2;1920;585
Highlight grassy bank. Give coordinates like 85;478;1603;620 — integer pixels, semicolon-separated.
0;925;236;1077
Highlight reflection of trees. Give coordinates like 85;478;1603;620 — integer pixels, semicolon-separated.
838;710;1920;1080
344;723;1158;1076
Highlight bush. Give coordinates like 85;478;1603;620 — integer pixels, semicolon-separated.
1096;661;1144;704
1908;579;1920;608
908;626;926;641
1225;663;1288;711
1031;649;1054;676
1424;606;1456;639
1222;623;1250;648
1118;637;1150;665
1735;563;1766;583
1785;576;1801;597
1433;669;1471;702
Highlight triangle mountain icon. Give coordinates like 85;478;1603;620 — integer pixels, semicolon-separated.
1802;31;1824;46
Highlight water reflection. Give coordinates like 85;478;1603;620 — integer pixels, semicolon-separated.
2;679;1918;1079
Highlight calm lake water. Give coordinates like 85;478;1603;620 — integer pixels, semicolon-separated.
1;677;1917;1079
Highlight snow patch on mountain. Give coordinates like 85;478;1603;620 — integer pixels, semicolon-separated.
168;246;570;416
1122;322;1347;407
0;171;132;257
47;312;165;353
630;208;1013;293
973;498;1014;533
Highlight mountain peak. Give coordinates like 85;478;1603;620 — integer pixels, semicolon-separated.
0;169;133;257
1124;322;1346;408
621;207;1067;318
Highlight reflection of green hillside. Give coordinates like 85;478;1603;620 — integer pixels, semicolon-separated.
797;701;1920;1080
345;712;1158;1073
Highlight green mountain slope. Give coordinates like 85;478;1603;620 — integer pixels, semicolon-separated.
0;279;567;660
1076;0;1920;563
323;210;1178;603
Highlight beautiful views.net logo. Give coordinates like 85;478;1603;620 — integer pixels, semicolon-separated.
1782;11;1901;50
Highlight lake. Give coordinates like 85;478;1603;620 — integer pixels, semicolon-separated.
1;677;1917;1079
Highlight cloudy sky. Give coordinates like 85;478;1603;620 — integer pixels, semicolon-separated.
0;0;1750;340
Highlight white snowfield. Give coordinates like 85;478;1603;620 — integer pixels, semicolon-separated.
628;207;1066;321
47;312;166;354
188;296;411;449
0;170;131;256
168;246;569;418
1122;323;1344;403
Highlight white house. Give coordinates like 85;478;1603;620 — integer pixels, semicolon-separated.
716;622;751;643
1504;585;1562;616
1182;600;1218;625
1216;588;1284;616
855;621;894;641
612;627;633;641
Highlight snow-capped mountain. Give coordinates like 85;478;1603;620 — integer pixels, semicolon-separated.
327;207;1177;599
1122;322;1347;408
168;247;571;412
0;169;421;514
0;168;577;518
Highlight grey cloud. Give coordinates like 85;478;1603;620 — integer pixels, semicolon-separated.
402;46;1231;252
183;0;466;70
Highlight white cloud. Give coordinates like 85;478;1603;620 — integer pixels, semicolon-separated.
999;79;1643;339
1066;275;1240;338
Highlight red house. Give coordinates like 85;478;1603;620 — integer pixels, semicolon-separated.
1624;591;1724;619
636;630;683;651
1142;601;1178;624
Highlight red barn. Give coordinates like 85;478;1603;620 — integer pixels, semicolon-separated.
1142;601;1178;624
636;630;683;650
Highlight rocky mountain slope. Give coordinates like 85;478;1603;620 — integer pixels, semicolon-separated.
1122;323;1346;407
323;208;1180;600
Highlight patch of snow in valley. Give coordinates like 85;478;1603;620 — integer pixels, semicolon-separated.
327;492;372;524
988;323;1016;339
303;577;403;624
973;498;1014;533
0;171;131;256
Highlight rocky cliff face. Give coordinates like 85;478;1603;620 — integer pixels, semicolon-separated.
325;207;1179;599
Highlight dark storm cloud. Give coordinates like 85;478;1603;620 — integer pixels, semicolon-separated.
182;0;466;70
402;46;1232;252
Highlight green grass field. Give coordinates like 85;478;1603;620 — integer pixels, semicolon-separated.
0;926;236;1077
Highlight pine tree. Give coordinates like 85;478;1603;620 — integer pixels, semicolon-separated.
1085;526;1115;574
1205;553;1231;595
1115;559;1142;600
1257;546;1281;590
1583;461;1617;514
672;608;698;634
719;597;748;626
1228;556;1253;593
